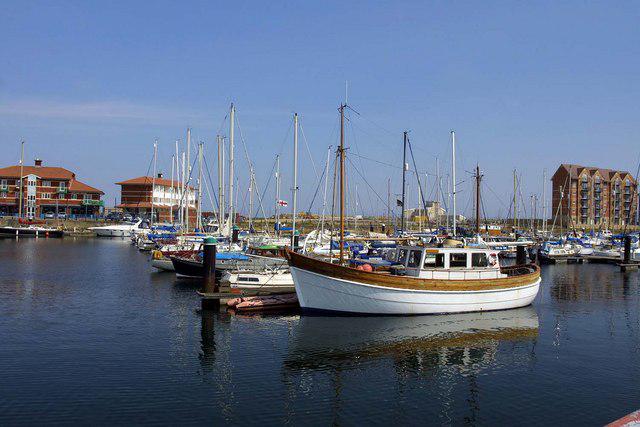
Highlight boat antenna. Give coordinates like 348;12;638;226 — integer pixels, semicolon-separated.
476;164;482;235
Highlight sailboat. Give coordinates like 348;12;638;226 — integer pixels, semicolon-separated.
285;107;541;315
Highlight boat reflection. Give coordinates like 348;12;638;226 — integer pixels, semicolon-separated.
284;307;539;372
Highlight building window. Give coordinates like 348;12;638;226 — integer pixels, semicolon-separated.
41;193;51;199
59;182;66;190
83;194;91;201
42;180;51;187
0;179;7;188
27;179;36;186
0;191;6;198
71;193;77;200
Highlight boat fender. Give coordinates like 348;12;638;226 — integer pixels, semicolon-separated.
360;263;373;272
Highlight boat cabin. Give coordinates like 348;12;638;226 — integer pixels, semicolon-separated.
393;246;505;280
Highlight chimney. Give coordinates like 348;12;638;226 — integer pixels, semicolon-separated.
157;173;163;179
34;158;42;167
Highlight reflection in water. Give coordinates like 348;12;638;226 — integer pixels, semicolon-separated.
199;308;538;424
284;308;538;373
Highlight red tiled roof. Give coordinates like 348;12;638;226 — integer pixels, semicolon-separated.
116;176;193;189
554;164;636;183
0;165;74;179
68;180;104;194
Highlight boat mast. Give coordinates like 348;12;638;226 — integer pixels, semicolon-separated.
542;169;547;233
174;140;180;226
451;131;457;237
275;155;280;237
18;140;24;219
248;166;254;233
339;104;346;263
320;146;331;238
217;135;225;231
513;169;517;231
475;164;481;235
151;139;157;227
401;131;407;234
387;177;391;235
436;157;440;229
181;152;186;230
228;103;235;237
170;153;174;224
197;142;203;230
185;128;191;231
291;113;299;249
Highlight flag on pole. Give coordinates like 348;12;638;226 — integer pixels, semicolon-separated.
278;200;288;207
396;199;403;207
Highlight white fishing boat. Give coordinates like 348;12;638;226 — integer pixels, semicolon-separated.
89;220;144;237
223;269;294;293
287;246;541;315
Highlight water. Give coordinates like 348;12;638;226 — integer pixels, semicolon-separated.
1;238;639;426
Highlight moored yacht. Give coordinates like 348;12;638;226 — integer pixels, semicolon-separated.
89;220;144;237
286;246;541;315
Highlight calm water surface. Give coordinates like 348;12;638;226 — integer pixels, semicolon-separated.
1;238;639;425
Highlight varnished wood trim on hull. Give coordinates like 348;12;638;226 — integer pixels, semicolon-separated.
286;250;540;292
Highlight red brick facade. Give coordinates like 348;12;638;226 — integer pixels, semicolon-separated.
0;159;103;218
551;164;638;228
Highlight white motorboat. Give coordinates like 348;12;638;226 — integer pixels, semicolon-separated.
89;220;144;237
223;269;295;293
286;246;541;315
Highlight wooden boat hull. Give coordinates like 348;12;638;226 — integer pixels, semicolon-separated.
287;251;541;315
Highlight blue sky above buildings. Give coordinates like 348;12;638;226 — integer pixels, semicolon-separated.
1;1;639;218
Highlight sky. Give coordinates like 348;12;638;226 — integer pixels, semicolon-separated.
1;1;639;220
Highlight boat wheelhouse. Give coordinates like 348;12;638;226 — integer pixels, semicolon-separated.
392;246;503;280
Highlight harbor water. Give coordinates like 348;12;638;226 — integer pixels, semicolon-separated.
1;238;639;425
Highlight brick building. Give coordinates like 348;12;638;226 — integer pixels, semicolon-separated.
0;159;103;219
116;175;197;223
551;164;638;228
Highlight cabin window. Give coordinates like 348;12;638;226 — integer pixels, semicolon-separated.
407;250;422;268
396;249;408;265
424;253;445;268
450;253;467;268
472;253;488;267
238;277;260;282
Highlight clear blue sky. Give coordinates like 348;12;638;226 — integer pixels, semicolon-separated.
2;1;639;219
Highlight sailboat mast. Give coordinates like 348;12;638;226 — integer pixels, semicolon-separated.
320;146;330;238
228;103;235;236
151;139;157;226
387;178;391;235
185;128;191;231
248;167;254;233
181;152;185;229
436;157;440;229
197;142;203;230
291;113;299;249
451;131;457;237
217;135;224;231
542;169;547;233
170;153;174;224
513;169;517;230
339;104;346;263
18;140;24;219
275;155;280;237
475;164;481;235
401;131;407;233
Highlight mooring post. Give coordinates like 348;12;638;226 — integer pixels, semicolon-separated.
516;245;527;265
624;235;631;265
202;236;219;310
